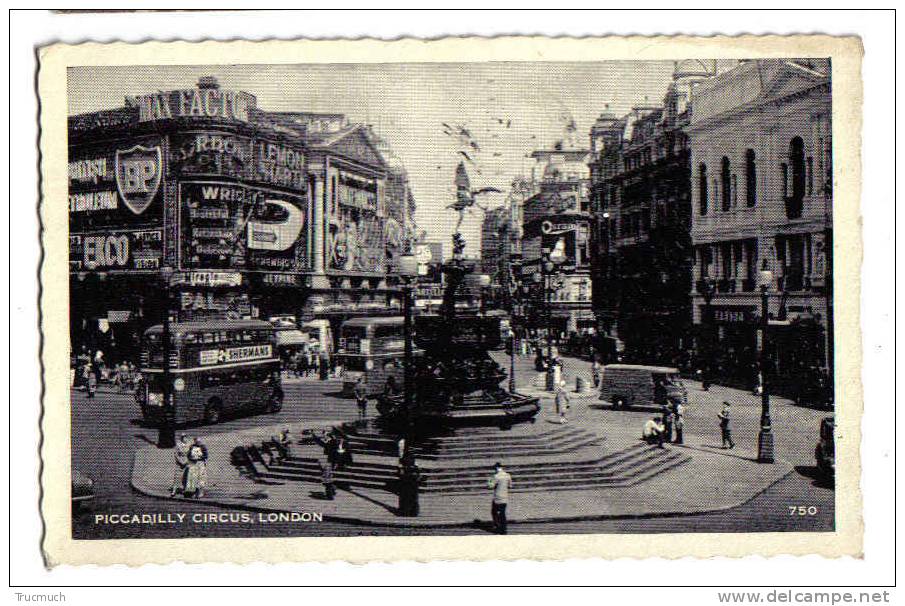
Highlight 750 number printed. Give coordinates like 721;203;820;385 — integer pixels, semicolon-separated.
789;505;819;516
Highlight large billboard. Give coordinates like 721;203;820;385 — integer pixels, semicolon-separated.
68;136;165;232
178;181;309;272
69;137;166;273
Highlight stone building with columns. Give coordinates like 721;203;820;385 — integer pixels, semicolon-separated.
687;59;833;392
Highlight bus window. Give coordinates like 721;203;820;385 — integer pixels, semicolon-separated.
184;332;198;345
343;326;368;340
345;357;367;372
202;332;214;344
374;325;401;339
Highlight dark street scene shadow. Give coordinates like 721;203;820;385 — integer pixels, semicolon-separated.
795;465;834;489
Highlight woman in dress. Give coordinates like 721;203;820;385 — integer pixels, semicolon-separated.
182;438;209;498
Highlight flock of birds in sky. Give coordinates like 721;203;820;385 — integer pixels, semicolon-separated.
437;84;584;234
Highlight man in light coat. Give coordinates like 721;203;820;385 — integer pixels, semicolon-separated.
488;462;513;534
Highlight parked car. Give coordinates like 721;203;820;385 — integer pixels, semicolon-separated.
72;469;95;512
815;416;835;483
599;364;687;409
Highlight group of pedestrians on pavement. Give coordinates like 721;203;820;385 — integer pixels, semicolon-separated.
170;434;209;499
642;399;687;448
642;399;736;450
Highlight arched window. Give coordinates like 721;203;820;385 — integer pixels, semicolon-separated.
745;149;756;206
698;163;708;215
787;137;805;219
720;156;731;212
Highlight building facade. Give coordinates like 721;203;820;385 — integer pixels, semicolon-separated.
520;148;594;337
480;205;513;292
588;62;716;365
69;77;410;362
687;59;833;393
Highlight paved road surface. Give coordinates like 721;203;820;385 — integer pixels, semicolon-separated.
71;357;833;539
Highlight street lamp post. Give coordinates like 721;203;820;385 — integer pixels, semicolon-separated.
507;254;522;393
157;266;176;449
698;277;717;391
396;254;420;516
757;264;775;464
540;249;564;391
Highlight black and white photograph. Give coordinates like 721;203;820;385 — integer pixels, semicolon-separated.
30;29;871;572
62;56;843;541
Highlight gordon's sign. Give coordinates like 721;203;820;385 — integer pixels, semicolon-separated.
199;344;273;366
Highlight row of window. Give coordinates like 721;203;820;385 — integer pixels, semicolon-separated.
698;149;757;215
695;233;825;292
698;136;832;219
146;329;272;346
199;365;276;389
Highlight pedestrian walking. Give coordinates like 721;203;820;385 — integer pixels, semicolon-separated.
84;363;97;398
321;459;336;500
554;381;571;424
274;428;292;461
488;462;513;534
319;349;330;381
169;433;190;497
591;359;601;388
397;458;421;517
353;377;369;419
673;401;686;445
718;401;735;449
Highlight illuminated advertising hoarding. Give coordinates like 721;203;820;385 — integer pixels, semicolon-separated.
179;181;309;272
68;136;164;232
170;132;306;191
68;229;163;272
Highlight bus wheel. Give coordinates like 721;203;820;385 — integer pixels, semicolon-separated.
204;399;222;425
268;389;284;413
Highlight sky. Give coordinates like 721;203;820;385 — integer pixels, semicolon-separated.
69;61;677;257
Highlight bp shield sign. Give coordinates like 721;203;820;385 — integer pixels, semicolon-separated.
115;145;163;216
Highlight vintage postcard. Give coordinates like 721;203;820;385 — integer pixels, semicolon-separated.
39;35;863;566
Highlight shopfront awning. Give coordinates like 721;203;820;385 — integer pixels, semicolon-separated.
276;329;308;347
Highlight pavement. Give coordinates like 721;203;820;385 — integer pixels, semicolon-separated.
130;356;797;527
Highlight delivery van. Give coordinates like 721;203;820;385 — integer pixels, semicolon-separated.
599;364;687;409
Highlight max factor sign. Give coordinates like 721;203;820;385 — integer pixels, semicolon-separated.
132;87;256;123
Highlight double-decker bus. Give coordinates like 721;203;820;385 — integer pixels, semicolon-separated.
138;319;283;425
337;316;420;397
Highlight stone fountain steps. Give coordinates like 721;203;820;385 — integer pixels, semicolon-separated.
252;443;690;495
339;426;602;460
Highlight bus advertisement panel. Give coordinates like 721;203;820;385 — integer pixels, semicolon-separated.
138;319;283;425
